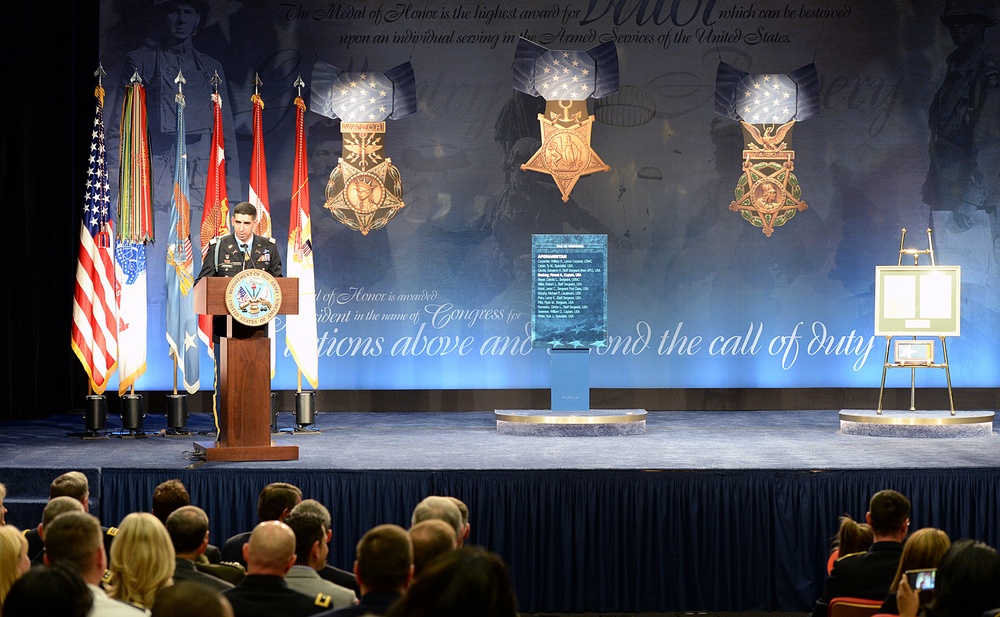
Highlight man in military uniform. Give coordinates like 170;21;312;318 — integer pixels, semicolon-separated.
223;520;330;617
924;0;1000;235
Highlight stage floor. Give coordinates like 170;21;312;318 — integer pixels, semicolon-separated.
0;408;997;471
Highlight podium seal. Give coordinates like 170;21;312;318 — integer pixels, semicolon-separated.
225;269;283;327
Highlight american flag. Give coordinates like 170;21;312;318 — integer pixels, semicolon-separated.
737;74;797;124
285;94;319;389
71;82;119;394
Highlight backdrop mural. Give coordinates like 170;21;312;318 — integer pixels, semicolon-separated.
95;0;1000;392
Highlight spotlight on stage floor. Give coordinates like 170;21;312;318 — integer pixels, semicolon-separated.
113;393;147;438
165;394;189;436
294;391;320;434
83;395;109;439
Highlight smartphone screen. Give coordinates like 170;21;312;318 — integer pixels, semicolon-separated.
907;568;936;590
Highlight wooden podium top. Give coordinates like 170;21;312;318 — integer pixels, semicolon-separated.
193;275;299;317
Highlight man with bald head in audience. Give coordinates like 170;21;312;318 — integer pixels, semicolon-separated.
223;520;330;617
408;519;456;578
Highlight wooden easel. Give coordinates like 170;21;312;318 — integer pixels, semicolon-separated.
876;228;956;415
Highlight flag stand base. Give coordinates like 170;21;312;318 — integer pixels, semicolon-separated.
165;394;189;436
83;395;108;439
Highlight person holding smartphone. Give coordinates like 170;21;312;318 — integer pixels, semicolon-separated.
880;528;951;615
897;539;1000;617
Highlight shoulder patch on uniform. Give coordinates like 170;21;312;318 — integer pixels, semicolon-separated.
101;569;113;584
106;527;118;536
314;593;332;608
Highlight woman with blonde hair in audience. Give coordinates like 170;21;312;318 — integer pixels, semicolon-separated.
0;525;31;609
106;512;175;612
880;527;951;615
827;514;874;573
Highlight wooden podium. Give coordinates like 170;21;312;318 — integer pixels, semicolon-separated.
192;276;300;462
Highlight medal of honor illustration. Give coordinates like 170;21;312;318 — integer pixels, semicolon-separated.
310;61;416;235
715;63;821;236
512;39;620;202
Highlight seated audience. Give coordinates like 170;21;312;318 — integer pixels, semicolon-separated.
384;546;519;617
2;564;92;617
827;514;874;574
897;539;1000;617
283;504;356;609
881;527;951;615
223;520;330;617
0;525;30;608
165;506;234;592
221;483;302;565
106;512;175;612
314;524;413;617
812;489;911;617
407;519;456;579
152;580;234;617
410;497;462;545
42;511;146;616
445;497;470;547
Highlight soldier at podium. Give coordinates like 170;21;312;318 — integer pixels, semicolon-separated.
196;201;283;339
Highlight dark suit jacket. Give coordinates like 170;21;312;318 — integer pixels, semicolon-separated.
221;531;252;565
173;557;234;592
223;574;328;617
812;541;903;617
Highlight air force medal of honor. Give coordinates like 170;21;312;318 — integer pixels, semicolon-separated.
225;269;283;327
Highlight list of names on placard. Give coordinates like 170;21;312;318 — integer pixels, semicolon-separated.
535;248;601;320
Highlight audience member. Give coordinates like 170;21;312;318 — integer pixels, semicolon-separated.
384;546;519;617
410;496;462;544
283;505;356;609
165;506;234;593
0;525;30;608
897;539;1000;617
812;489;911;617
314;524;413;617
25;472;115;563
408;519;456;579
30;496;86;564
2;563;93;617
222;520;329;617
290;500;358;594
221;483;302;565
0;483;7;526
445;497;470;546
827;514;874;573
42;511;146;616
881;527;951;615
151;479;222;564
106;512;175;611
152;580;234;617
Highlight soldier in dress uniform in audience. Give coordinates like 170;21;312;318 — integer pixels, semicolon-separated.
223;520;330;617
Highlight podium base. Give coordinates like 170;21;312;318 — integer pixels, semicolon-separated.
193;440;299;462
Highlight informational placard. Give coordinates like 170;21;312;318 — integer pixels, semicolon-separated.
874;266;961;336
531;234;608;349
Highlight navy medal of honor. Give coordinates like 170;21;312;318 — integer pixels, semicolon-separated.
224;269;283;327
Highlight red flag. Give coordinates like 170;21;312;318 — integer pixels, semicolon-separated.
249;93;272;237
71;83;119;394
198;90;230;355
285;95;319;388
